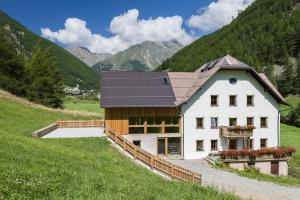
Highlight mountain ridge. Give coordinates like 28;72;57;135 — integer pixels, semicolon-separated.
0;10;99;90
92;40;183;72
66;47;111;67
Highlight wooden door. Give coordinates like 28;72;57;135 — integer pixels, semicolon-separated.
271;162;279;175
157;138;166;155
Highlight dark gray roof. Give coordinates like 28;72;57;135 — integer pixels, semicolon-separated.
100;71;176;108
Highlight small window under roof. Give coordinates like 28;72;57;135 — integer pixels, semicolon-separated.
162;77;169;84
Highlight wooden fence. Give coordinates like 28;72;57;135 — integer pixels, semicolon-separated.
57;120;104;128
106;128;201;185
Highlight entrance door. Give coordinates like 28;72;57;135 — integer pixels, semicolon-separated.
271;162;279;175
229;139;237;150
157;138;166;155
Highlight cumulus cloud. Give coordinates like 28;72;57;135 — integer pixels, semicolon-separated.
41;9;193;54
188;0;253;32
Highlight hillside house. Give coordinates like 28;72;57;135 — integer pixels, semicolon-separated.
100;55;291;176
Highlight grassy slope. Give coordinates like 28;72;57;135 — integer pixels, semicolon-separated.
281;95;300;116
0;10;99;89
63;96;104;117
0;97;237;199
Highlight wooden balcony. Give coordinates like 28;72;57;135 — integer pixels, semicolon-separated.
219;125;255;138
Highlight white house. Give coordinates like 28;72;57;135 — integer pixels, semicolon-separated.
101;55;290;175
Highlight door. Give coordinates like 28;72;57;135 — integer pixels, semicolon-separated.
271;162;279;175
157;138;166;155
229;139;237;150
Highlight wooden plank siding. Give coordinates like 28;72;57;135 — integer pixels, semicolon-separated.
105;108;181;135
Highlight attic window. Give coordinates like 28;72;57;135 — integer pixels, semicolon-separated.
162;77;169;84
229;78;237;84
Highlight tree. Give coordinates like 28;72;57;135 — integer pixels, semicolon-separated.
26;44;64;108
0;28;26;96
294;54;300;95
277;61;295;96
288;103;300;127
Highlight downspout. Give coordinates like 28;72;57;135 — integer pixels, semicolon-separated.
182;112;184;159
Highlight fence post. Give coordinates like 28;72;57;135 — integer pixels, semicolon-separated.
150;157;154;169
171;164;174;178
134;146;137;160
192;172;195;183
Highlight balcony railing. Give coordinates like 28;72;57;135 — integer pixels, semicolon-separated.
220;125;255;138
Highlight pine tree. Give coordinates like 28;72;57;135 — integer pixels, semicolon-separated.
277;61;295;96
295;54;300;94
0;28;26;96
26;44;64;108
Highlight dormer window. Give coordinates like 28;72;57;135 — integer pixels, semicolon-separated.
162;77;169;84
229;78;237;84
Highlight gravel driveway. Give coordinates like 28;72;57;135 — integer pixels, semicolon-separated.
169;159;300;200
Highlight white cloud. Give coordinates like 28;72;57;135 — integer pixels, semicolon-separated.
188;0;253;32
41;9;193;54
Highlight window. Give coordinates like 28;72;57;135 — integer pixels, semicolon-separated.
229;95;237;106
165;117;179;125
129;117;144;125
260;138;267;148
129;127;144;134
247;95;254;106
211;117;218;129
211;140;218;151
196;118;204;129
196;140;204;151
133;140;141;147
162;77;169;84
229;78;237;84
247;117;254;126
147;127;162;133
129;116;180;134
260;117;268;128
211;95;218;106
165;127;179;133
249;139;254;149
229;118;237;126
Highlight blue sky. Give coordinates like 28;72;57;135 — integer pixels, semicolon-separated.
0;0;253;54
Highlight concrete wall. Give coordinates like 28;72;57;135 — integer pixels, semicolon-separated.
279;161;288;176
182;70;280;159
255;162;271;174
228;162;245;170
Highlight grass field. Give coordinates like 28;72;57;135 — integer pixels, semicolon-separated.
281;123;300;178
63;96;104;117
280;95;300;116
0;97;238;199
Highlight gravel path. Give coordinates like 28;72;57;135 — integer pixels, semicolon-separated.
42;127;104;138
169;159;300;200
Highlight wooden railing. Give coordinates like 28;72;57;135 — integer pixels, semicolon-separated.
57;120;104;128
106;128;201;185
220;125;254;138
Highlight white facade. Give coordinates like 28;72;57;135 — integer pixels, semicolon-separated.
181;70;280;159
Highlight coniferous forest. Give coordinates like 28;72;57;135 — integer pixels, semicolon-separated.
159;0;300;97
0;28;64;108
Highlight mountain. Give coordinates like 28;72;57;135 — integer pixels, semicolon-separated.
66;47;111;67
0;10;99;90
93;40;183;72
159;0;300;76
